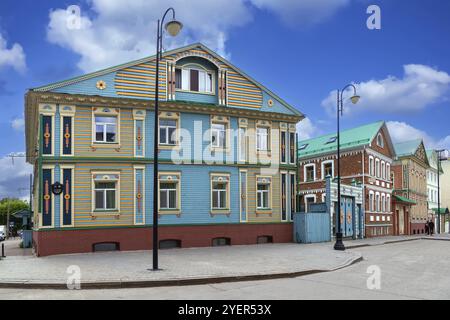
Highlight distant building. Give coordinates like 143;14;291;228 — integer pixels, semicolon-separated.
426;150;443;227
392;139;430;235
297;121;396;238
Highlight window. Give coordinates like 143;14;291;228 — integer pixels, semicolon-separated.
304;164;315;182
369;192;374;211
95;116;117;143
281;131;287;163
289;132;295;164
381;161;386;180
386;164;390;181
257;178;271;210
298;143;308;151
381;194;386;212
369;157;374;176
376;194;380;212
175;67;213;94
257;127;269;151
94;182;117;210
305;196;315;213
239;127;247;162
322;161;334;179
376;159;380;178
212;237;230;246
159;119;177;145
377;133;384;147
386;195;390;212
212;182;227;209
159;182;177;210
211;123;226;148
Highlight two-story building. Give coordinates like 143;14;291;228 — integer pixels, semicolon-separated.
297;121;396;238
25;43;303;256
392;139;430;235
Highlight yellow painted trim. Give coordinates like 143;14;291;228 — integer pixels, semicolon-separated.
158;171;181;212
256;174;273;211
91;171;121;215
210;172;231;212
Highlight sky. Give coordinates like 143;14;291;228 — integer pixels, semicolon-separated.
0;0;449;198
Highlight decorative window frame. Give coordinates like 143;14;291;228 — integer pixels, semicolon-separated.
59;165;75;228
133;109;146;157
369;191;375;212
288;123;296;165
91;107;121;147
386;163;391;181
375;192;380;212
321;160;334;180
133;165;146;224
175;63;216;96
239;169;248;223
279;122;288;165
289;171;296;220
40;164;55;229
210;173;231;215
376;133;384;147
381;193;386;212
59;105;76;157
39;104;56;157
210;115;230;152
255;120;272;155
91;171;121;216
369;156;374;176
280;171;288;222
256;175;272;214
304;163;316;182
238;118;248;163
375;158;380;178
304;194;316;213
381;161;386;180
158;111;180;150
158;171;182;215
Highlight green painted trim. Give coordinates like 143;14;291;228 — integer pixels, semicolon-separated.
34;221;293;232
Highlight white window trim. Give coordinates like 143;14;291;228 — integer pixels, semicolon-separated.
369;156;374;176
91;108;121;146
304;163;316;182
256;175;272;213
304;194;316;213
256;127;270;152
210;173;231;214
210;116;230;152
375;158;380;178
158;172;181;214
321;160;334;180
59;106;76;157
377;133;384;147
175;64;215;95
369;191;375;212
91;171;120;215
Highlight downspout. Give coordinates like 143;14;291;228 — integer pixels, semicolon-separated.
362;147;366;238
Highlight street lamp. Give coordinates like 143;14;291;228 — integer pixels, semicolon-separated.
334;84;360;251
152;8;183;271
435;149;446;234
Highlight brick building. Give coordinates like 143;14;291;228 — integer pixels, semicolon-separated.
297;121;396;237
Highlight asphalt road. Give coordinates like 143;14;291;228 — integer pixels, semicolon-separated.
1;239;449;300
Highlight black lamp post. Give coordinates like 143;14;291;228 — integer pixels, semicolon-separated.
435;149;446;234
152;8;183;271
334;84;360;251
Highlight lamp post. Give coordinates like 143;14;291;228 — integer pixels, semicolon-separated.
152;8;183;271
435;149;446;234
334;84;360;251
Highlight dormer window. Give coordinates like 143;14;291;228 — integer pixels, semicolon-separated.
376;133;384;147
175;66;213;94
326;136;337;144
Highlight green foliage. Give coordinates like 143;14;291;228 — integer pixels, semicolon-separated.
0;198;30;226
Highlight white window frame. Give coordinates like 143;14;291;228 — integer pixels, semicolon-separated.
386;195;391;212
304;164;316;182
369;191;374;212
175;65;215;95
159;118;178;146
377;133;384;147
381;193;386;212
256;127;270;152
94;116;118;143
158;172;181;214
376;193;380;212
386;163;390;181
321;160;334;180
256;176;272;211
304;194;316;213
369;156;374;176
210;174;230;213
93;180;118;212
381;161;386;180
375;158;380;178
159;181;178;210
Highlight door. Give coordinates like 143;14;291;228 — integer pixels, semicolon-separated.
340;196;354;238
399;207;405;235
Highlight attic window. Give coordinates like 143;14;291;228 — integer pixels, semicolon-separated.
298;144;308;151
326;136;337;144
175;67;213;93
377;133;384;147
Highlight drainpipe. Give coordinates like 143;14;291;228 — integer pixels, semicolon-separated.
361;147;366;239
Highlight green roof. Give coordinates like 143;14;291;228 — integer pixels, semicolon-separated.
298;121;384;159
394;139;422;157
393;195;417;205
432;207;449;214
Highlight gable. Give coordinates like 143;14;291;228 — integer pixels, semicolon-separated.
369;123;396;159
415;142;429;166
32;43;302;117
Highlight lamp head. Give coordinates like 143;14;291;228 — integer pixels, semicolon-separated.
165;19;183;37
350;95;360;104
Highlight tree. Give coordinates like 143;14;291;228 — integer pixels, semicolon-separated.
0;198;30;226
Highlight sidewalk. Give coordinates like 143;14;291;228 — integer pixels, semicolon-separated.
345;233;450;249
0;242;361;289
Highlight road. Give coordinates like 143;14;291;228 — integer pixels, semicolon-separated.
1;239;449;300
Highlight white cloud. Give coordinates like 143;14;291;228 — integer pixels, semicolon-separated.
47;0;352;72
0;153;32;199
250;0;350;27
47;0;252;72
296;117;320;141
0;33;26;73
387;121;450;151
322;64;450;115
11;117;25;131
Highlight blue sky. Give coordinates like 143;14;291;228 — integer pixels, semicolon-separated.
0;0;449;198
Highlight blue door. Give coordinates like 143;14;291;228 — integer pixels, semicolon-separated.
340;197;354;238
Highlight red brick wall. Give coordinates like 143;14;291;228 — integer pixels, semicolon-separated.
32;223;293;257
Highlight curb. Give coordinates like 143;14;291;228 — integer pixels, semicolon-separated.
0;254;363;290
346;237;422;249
